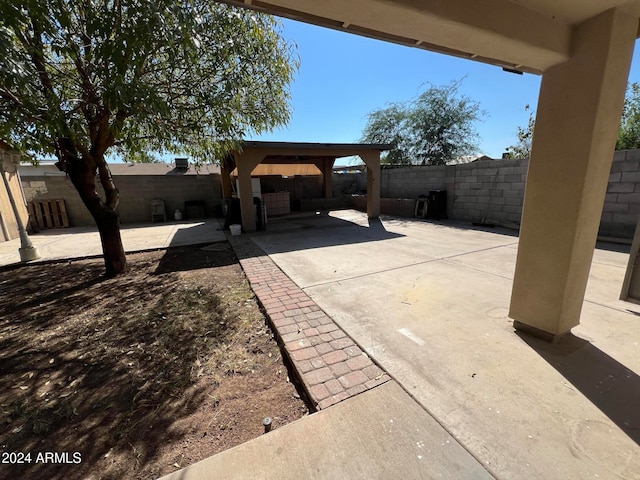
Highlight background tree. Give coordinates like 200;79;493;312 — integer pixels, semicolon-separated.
504;105;535;159
361;81;484;165
0;0;298;276
360;103;410;164
617;82;640;150
506;83;640;158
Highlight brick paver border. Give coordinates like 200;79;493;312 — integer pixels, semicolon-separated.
227;234;390;410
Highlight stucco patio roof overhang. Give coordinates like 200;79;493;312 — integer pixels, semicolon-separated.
219;0;640;75
224;141;391;233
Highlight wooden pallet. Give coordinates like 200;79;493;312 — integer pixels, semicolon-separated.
28;199;69;229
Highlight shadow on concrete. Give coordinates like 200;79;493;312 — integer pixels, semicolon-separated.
595;240;631;254
166;219;226;248
249;212;404;255
518;331;640;446
381;215;520;238
385;215;632;255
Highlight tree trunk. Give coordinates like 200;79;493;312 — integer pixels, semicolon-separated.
93;209;126;277
72;179;127;277
60;142;127;277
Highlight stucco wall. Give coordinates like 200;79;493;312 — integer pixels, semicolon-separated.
0;160;29;241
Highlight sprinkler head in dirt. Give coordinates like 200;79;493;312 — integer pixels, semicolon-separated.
262;417;272;433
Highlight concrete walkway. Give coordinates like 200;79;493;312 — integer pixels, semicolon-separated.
0;220;225;267
160;381;492;480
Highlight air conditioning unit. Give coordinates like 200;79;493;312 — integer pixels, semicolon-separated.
175;157;189;170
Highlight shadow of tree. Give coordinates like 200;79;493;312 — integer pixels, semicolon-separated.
0;248;244;479
154;243;236;274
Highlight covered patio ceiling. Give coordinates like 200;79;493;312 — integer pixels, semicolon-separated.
232;163;323;177
220;0;640;74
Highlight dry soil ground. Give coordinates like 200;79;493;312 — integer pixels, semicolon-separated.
0;243;308;479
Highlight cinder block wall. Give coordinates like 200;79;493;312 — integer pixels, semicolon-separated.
450;159;527;225
382;165;448;199
332;172;367;195
346;149;640;238
22;172;222;226
115;175;222;223
22;174;94;226
601;149;640;238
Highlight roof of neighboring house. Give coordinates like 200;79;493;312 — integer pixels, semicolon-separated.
108;162;221;175
20;161;221;176
471;155;495;163
446;155;495;165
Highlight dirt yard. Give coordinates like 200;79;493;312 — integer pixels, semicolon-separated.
0;243;309;479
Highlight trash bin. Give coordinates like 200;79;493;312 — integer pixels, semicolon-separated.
254;197;266;231
184;200;205;219
224;198;242;230
223;197;266;231
426;190;447;220
221;199;230;217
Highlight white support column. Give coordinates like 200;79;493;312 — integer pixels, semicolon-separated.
510;8;637;341
360;152;381;218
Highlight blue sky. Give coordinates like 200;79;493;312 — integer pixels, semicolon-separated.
250;18;640;166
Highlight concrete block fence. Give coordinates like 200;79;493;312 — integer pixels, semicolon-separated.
21;169;222;226
19;149;640;238
344;149;640;239
601;149;640;238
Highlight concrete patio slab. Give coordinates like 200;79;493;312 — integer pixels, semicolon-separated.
251;210;640;480
159;381;494;480
255;214;519;290
0;219;225;267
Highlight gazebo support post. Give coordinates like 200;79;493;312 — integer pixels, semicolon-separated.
359;151;381;218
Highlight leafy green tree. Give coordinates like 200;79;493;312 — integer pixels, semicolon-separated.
617;82;640;150
360;103;411;164
504;105;535;159
0;0;297;276
507;83;640;158
361;81;484;165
